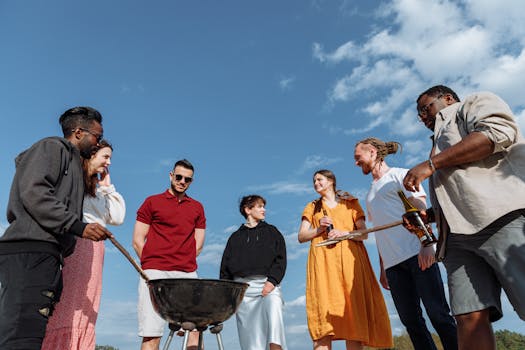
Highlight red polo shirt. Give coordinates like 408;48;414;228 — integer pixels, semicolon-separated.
137;190;206;272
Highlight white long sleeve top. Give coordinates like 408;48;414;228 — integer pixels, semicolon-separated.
83;184;126;227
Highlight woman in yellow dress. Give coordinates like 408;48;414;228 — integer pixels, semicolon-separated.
298;169;393;350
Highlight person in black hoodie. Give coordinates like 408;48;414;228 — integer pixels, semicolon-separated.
220;194;287;350
0;107;112;350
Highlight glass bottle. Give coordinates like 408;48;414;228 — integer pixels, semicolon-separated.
397;190;437;246
322;208;334;233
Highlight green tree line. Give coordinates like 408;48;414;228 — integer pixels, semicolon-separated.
363;330;525;350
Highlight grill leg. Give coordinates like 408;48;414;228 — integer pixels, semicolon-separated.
210;324;224;350
181;330;191;350
198;331;204;350
215;332;224;350
162;328;175;350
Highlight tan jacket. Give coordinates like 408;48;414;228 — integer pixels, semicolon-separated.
429;92;525;259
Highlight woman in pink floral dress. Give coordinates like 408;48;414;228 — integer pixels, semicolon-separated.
42;140;126;350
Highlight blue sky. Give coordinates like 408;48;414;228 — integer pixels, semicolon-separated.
1;1;525;349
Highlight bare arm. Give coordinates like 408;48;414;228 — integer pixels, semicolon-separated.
132;221;150;258
404;132;494;191
408;194;427;211
379;254;389;290
434;131;495;168
194;228;205;256
351;217;368;241
298;219;323;243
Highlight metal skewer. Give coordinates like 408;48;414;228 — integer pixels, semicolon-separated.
316;220;403;247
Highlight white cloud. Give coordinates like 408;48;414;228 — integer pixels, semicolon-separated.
286;323;308;334
284;233;309;260
313;41;358;64
286;295;306;307
223;225;238;234
401;139;430;166
315;0;525;138
515;108;525;132
475;49;525;105
96;299;138;349
297;154;343;174
197;242;226;265
247;181;312;195
279;76;296;91
119;83;146;94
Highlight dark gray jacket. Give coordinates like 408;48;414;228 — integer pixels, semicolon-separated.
1;137;87;256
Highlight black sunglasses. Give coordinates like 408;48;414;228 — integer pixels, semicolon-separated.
78;128;103;143
173;174;193;183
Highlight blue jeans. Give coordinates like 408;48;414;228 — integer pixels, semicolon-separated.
386;255;457;350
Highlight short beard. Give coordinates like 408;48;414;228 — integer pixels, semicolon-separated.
170;183;185;195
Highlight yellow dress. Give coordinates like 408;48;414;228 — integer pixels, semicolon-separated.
302;198;393;348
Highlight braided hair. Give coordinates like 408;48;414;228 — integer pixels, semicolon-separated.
355;137;401;161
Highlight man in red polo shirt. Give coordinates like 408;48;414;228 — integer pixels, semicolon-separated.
132;159;206;350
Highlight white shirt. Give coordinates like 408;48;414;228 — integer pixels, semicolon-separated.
366;168;426;269
83;184;126;226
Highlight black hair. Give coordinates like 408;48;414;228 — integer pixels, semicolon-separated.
173;159;194;172
59;106;103;138
417;85;460;104
239;194;266;219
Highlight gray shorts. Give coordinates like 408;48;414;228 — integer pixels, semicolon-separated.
137;269;198;337
443;209;525;322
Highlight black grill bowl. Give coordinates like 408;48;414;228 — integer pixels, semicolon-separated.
148;278;248;329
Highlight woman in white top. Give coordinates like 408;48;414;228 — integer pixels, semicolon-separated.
42;140;126;350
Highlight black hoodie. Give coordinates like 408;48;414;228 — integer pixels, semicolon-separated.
0;137;87;257
220;221;287;286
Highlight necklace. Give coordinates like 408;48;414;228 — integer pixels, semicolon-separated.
244;221;258;228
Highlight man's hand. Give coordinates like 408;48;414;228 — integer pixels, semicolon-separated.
403;161;433;192
402;210;429;235
262;281;275;297
379;266;390;290
82;223;112;241
418;246;436;271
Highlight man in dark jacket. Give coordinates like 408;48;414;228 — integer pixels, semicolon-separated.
0;106;112;350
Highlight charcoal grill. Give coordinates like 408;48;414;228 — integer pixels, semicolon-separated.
109;237;247;350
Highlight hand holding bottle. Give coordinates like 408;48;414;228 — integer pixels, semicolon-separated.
398;191;437;246
319;216;334;234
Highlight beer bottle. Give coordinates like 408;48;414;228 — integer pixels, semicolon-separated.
397;190;437;246
322;208;334;233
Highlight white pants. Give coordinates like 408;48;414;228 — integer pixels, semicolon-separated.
137;269;198;337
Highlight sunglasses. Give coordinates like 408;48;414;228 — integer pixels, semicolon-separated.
78;128;103;143
173;173;193;183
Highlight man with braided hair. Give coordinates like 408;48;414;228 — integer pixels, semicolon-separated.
354;137;457;350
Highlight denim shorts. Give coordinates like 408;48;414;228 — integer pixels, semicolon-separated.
443;209;525;322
